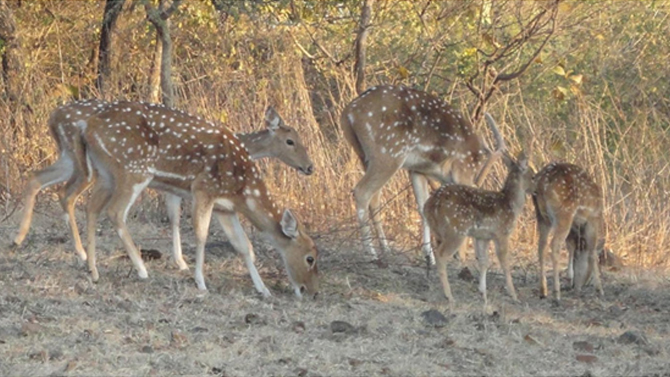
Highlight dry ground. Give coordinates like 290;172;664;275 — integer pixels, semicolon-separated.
1;198;669;377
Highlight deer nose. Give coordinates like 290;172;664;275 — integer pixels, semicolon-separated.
302;164;314;175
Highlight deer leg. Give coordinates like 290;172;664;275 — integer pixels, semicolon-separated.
85;179;113;282
192;194;214;291
58;138;94;261
215;211;271;298
165;193;189;270
434;233;464;305
13;152;75;246
536;220;551;298
369;192;390;254
583;221;604;296
566;227;581;289
474;239;490;306
494;237;518;302
352;161;399;258
410;172;435;265
549;216;573;300
105;177;152;280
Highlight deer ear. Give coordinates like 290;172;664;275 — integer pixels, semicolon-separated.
280;209;299;239
264;106;282;131
517;151;528;170
501;152;513;167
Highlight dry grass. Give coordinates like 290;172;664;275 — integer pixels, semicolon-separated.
0;3;669;374
1;1;668;271
1;204;669;377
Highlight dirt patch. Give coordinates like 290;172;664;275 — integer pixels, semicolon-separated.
1;204;669;376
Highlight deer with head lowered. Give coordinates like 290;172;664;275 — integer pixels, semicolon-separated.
74;101;318;298
424;151;533;305
340;85;504;264
533;162;605;300
13;99;314;272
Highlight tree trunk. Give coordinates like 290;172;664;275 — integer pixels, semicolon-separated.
148;32;162;103
144;0;181;108
95;0;125;96
353;0;373;95
0;0;21;104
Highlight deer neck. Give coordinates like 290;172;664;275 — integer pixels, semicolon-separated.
501;171;527;215
236;130;272;160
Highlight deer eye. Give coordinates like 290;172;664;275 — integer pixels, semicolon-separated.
286;139;295;146
306;256;315;266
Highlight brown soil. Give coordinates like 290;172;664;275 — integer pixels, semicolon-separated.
1;200;669;377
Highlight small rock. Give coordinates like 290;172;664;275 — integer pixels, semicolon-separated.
64;360;77;372
575;354;598;364
434;337;456;349
210;366;226;376
277;358;293;364
580;370;595;377
458;267;474;282
573;341;594;352
348;358;363;368
244;313;265;326
421;309;448;328
140;345;154;354
171;330;188;347
330;321;356;334
642;346;660;356
617;330;649;346
74;282;89;295
28;350;48;362
295;368;308;377
140;248;162;261
20;322;44;337
524;334;542;346
292;321;306;334
49;348;64;360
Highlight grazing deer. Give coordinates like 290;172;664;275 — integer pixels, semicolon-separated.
532;162;604;300
13;100;314;271
340;85;504;264
424;152;533;305
77;101;318;298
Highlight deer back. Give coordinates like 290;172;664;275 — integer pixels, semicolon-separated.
341;85;500;184
533;162;603;224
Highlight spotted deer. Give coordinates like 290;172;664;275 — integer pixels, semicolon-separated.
340;85;504;264
532;162;604;300
76;101;318;297
424;152;533;305
13;99;314;271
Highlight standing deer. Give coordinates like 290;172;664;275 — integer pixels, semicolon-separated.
340;85;504;264
532;162;604;300
13;99;314;271
78;101;318;297
424;152;533;305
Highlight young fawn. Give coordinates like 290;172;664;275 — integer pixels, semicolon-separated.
78;101;318;298
425;152;533;305
533;162;605;300
13;99;314;272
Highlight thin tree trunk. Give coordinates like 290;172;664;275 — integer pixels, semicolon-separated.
148;32;162;103
144;0;181;108
0;0;21;103
353;0;373;95
95;0;125;96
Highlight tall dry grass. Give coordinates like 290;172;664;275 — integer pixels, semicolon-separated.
1;1;668;270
